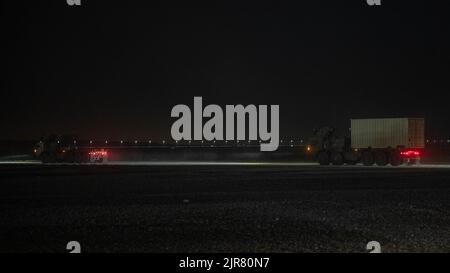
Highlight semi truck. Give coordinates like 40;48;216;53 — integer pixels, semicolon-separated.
33;135;108;163
309;118;425;166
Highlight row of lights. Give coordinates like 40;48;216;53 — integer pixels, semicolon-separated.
426;139;450;143
84;139;306;144
74;139;450;145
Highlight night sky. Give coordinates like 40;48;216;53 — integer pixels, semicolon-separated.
2;0;450;141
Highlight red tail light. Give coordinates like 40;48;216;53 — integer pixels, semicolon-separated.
89;150;108;156
400;150;420;157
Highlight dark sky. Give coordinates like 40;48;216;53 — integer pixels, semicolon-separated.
2;0;450;141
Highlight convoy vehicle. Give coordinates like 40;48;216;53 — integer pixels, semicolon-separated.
33;135;108;163
309;118;425;166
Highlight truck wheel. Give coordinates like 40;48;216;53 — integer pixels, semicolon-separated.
318;151;330;165
331;152;344;165
390;152;403;166
362;151;374;166
375;151;388;166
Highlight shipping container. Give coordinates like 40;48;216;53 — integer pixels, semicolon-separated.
351;118;425;149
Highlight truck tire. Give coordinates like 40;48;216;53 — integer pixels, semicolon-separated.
318;151;330;165
331;152;344;165
390;152;403;166
362;151;374;166
375;151;388;166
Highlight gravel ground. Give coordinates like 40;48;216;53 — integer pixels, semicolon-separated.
0;164;450;252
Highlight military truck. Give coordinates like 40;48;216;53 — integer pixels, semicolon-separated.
33;135;108;163
308;118;425;166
